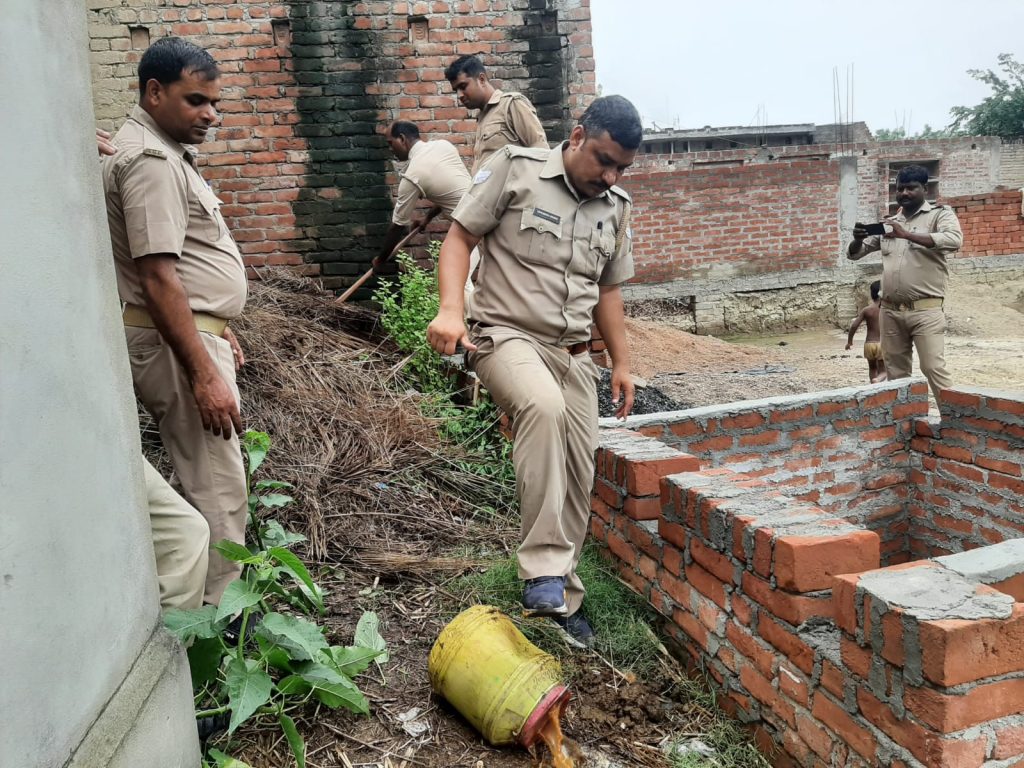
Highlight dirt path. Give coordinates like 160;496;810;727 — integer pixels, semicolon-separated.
633;276;1024;410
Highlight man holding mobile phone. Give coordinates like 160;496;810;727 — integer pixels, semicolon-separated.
847;165;963;403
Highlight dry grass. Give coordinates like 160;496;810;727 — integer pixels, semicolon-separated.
141;271;508;562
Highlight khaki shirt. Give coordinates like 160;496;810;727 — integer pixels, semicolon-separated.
471;89;549;175
453;144;634;346
102;106;247;319
392;139;471;226
848;201;963;303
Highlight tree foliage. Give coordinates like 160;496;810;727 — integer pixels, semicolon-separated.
873;124;955;142
950;53;1024;140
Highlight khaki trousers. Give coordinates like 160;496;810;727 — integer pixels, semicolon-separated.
881;307;952;402
143;457;209;609
126;326;247;604
470;327;599;615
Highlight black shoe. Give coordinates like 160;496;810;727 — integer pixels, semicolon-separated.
553;609;596;649
197;711;230;744
223;610;261;645
522;576;568;617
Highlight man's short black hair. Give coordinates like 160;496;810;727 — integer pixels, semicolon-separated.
444;54;486;83
579;95;643;150
390;121;420;141
870;280;881;300
138;37;219;96
895;165;930;186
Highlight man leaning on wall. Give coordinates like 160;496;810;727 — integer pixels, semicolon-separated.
101;37;249;607
848;165;963;404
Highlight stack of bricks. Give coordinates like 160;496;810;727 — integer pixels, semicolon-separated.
909;386;1024;556
592;381;1024;766
617;380;930;564
86;0;596;292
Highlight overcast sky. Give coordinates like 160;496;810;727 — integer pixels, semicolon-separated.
591;1;1024;134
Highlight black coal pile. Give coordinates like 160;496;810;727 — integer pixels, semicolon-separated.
597;368;689;418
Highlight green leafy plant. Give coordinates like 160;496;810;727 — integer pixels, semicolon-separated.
373;243;450;394
164;431;386;768
373;242;515;495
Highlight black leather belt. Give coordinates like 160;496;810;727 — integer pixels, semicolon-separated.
565;341;590;355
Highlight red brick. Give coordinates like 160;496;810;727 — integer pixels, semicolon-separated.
624;453;700;496
995;723;1024;760
840;635;871;680
941;390;983;408
672;606;711;652
857;687;988;767
758;614;815;674
658;518;687;549
721;412;765;430
669;420;702;438
819;659;846;699
741;572;833;625
919;605;1024;686
773;530;879;593
831;573;861;635
740;663;795;727
684;561;728;609
989;396;1024;417
812;692;877;760
662;545;683;577
689;537;735;584
778;664;810;707
905;677;1024;732
659;570;692;607
726;620;776;677
638;555;657;582
739;430;782;447
933;442;974;463
976;455;1022;476
770;405;814;423
796;712;833;759
606;530;635;566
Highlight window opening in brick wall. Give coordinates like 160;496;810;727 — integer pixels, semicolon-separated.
408;16;428;46
271;19;291;48
129;26;149;50
887;159;940;213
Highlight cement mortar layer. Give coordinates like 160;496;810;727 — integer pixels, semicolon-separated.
936;539;1024;585
859;564;1014;621
602;377;919;431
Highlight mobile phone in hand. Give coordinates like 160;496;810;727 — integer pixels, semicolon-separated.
861;222;887;236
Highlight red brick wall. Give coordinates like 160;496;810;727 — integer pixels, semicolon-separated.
88;0;596;291
946;190;1024;258
594;384;1024;768
627;158;841;284
909;387;1024;557
622;381;929;563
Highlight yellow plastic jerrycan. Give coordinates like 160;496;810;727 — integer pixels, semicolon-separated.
428;605;569;747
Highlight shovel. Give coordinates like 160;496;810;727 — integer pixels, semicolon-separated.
334;213;437;304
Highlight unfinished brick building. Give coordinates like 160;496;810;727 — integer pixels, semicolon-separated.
593;380;1024;767
87;0;595;292
627;135;1024;333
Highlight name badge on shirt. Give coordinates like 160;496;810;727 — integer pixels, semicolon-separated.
473;169;492;184
532;208;561;225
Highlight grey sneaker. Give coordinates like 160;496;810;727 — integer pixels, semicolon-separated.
553;609;596;649
522;576;568;617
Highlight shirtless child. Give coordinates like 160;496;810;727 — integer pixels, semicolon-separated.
846;280;887;383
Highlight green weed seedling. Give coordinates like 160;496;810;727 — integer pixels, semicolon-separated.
164;430;387;768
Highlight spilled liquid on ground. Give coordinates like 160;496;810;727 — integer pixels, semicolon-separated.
536;703;585;768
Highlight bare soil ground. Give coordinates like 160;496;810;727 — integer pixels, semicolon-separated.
632;277;1024;410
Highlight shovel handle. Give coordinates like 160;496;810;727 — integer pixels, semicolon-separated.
333;221;430;305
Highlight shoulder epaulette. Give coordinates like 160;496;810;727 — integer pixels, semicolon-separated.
141;147;167;159
609;184;631;202
504;145;549;161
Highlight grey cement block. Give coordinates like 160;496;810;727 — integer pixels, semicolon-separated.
859;564;1014;621
936;538;1024;585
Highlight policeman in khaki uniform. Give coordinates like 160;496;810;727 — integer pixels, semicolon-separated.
375;121;471;265
102;37;248;606
427;96;642;647
444;54;549;175
849;165;964;402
